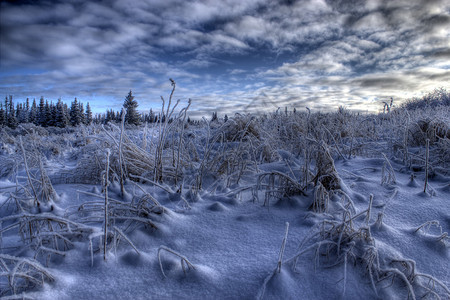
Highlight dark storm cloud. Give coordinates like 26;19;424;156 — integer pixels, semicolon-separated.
0;0;449;115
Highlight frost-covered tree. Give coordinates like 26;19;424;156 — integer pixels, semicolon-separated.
17;102;29;123
105;109;115;124
6;96;17;128
7;109;18;128
146;108;156;123
85;102;93;125
4;96;9;121
211;111;218;122
38;96;46;126
0;104;5;127
78;102;85;125
70;98;82;126
45;102;56;126
55;99;69;128
16;103;23;122
44;100;52;126
123;90;140;125
29;99;38;125
21;98;30;123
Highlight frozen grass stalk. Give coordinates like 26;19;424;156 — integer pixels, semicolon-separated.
119;108;126;196
158;246;196;278
381;153;396;185
424;138;429;193
154;78;181;182
366;194;373;226
277;222;289;273
175;99;191;187
103;149;110;261
18;136;38;206
403;111;410;165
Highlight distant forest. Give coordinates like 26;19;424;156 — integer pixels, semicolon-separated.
0;88;448;129
0;91;174;129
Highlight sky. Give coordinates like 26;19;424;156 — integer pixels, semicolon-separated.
1;0;449;117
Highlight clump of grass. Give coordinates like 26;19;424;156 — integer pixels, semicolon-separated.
0;254;54;297
255;171;305;207
381;153;396;185
275;199;450;299
102;123;155;185
311;141;344;213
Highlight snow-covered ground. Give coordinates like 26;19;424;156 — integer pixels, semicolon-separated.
1;109;449;299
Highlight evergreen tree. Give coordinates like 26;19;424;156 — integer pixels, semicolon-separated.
6;96;17;128
78;102;85;125
47;102;56;127
44;100;51;126
17;103;28;123
16;103;23;122
211;111;218;122
0;104;5;127
8;95;13;113
149;108;155;123
23;99;30;123
7;114;17;129
105;109;114;124
30;99;38;125
4;96;9;121
85;102;93;125
38;96;46;126
123;90;140;125
70;98;81;126
55;99;68;128
63;103;69;123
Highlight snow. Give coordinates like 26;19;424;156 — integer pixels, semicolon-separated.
1;111;449;299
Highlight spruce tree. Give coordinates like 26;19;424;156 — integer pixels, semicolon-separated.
22;99;29;123
4;96;9;121
18;102;29;123
63;103;69;123
38;97;46;126
0;104;5;127
6;96;17;129
85;102;93;125
44;100;51;126
55;99;68;128
149;108;155;123
48;102;56;127
16;103;23;123
211;111;218;122
30;99;38;125
78;102;85;125
123;90;140;125
70;98;81;126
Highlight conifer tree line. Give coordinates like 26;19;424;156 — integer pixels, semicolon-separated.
0;91;169;129
0;96;93;129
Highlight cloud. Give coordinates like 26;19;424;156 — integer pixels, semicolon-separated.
0;0;449;115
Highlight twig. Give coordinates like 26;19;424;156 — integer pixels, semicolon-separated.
103;149;110;261
277;222;289;273
157;246;195;278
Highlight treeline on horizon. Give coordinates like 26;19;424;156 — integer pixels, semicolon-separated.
0;87;449;129
0;91;165;129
